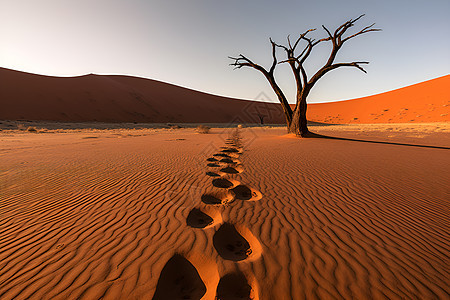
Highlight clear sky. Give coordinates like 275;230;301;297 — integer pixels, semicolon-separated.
1;0;449;103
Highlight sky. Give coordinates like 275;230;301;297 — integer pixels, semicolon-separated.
1;0;449;104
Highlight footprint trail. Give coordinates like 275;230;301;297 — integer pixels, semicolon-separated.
155;127;262;299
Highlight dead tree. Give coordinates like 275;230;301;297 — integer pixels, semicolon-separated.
230;15;380;137
256;113;266;125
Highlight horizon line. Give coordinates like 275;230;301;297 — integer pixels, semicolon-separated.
1;66;448;105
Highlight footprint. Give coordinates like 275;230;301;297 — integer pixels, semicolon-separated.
230;185;262;201
213;153;231;158
219;158;237;164
220;147;240;153
206;171;221;177
187;208;214;228
152;254;206;300
207;163;221;168
220;165;243;174
201;192;234;205
213;223;252;261
216;272;256;300
225;140;242;146
212;178;239;189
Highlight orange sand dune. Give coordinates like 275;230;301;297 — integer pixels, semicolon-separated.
0;68;285;124
308;75;450;124
0;125;449;299
1;68;448;125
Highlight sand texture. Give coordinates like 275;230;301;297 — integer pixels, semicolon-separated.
0;125;449;299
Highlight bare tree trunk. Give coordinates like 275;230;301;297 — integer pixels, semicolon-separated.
257;114;265;125
266;75;293;127
288;98;309;136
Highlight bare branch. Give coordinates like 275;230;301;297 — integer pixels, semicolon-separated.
277;29;329;89
269;38;278;74
297;36;330;64
296;43;310;61
322;25;333;39
291;35;302;51
341;23;381;43
278;58;295;64
352;14;366;23
328;15;381;47
334;14;365;38
228;55;250;69
228;54;268;73
313;36;332;46
309;61;369;85
228;51;293;123
330;61;369;73
321;15;378;68
270;38;289;52
299;65;308;87
291;28;316;51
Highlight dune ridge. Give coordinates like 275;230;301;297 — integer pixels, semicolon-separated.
1;67;448;124
0;67;284;124
307;75;450;124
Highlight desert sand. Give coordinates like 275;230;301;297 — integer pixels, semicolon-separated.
0;124;449;299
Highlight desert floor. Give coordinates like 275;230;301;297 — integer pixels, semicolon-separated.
0;123;449;300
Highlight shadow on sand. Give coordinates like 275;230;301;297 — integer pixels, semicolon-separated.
305;132;450;150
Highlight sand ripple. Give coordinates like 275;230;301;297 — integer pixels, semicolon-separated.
0;128;448;299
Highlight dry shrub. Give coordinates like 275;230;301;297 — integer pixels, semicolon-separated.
27;126;38;133
167;123;182;129
196;125;210;134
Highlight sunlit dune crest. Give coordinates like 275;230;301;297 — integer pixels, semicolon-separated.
308;75;450;124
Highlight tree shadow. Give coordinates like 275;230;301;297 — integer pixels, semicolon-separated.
305;132;450;150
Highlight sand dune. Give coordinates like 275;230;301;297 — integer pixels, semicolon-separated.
307;75;450;124
0;68;284;124
0;125;449;299
1;68;448;124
